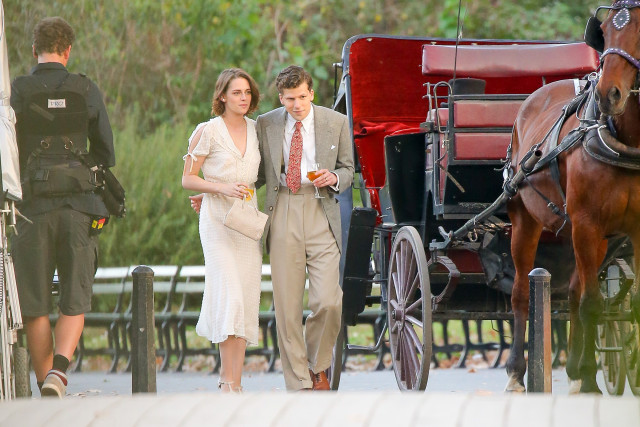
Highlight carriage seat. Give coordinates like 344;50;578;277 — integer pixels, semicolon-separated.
428;98;522;126
422;43;599;78
354;120;424;189
453;133;512;160
427;98;523;160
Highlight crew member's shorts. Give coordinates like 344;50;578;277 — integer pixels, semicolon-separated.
12;208;98;317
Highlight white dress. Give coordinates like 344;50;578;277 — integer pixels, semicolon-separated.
188;116;262;346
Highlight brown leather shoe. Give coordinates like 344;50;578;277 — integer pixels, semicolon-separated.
309;369;330;391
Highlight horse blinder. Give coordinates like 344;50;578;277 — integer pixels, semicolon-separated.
585;16;604;53
586;2;640;53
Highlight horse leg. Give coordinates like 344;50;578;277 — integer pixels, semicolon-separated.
573;232;606;394
505;199;543;392
565;269;583;393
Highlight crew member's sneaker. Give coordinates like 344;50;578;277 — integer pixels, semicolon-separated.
41;369;67;398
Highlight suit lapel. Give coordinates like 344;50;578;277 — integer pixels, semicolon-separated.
313;105;330;167
266;109;287;179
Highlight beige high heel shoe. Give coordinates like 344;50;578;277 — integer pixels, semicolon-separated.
217;379;234;393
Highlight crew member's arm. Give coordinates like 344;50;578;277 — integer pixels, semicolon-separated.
87;81;115;167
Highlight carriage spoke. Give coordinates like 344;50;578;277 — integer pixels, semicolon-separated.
404;273;420;306
396;259;405;298
403;329;419;388
405;297;423;316
398;243;406;297
389;298;400;311
391;270;400;300
404;247;416;297
395;327;403;362
398;331;405;378
398;330;407;384
406;315;423;330
391;321;399;334
405;323;424;356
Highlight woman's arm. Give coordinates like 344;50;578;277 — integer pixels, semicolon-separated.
181;125;249;199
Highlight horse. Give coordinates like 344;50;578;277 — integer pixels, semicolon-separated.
504;1;640;394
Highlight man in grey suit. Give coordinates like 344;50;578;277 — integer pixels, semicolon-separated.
256;65;354;391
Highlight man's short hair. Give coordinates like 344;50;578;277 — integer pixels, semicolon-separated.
33;17;75;56
275;65;313;93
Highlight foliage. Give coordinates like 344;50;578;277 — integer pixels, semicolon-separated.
98;114;207;266
5;0;603;266
7;1;601;131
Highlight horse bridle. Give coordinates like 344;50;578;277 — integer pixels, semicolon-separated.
587;1;640;91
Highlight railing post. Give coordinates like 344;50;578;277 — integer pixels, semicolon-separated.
131;265;156;394
527;267;552;393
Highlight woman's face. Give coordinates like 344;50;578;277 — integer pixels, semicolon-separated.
222;77;252;116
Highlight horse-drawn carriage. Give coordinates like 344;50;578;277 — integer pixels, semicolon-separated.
331;2;640;396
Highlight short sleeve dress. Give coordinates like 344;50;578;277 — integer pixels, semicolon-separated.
188;116;262;346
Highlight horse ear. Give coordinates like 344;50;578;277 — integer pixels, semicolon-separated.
585;16;604;53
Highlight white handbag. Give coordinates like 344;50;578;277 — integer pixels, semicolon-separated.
223;196;268;240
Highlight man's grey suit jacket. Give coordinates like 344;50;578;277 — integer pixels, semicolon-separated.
256;104;354;252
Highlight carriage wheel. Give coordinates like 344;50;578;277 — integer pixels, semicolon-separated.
596;262;627;395
622;280;640;396
13;346;31;398
623;320;640;395
387;226;432;391
327;321;346;390
596;320;626;395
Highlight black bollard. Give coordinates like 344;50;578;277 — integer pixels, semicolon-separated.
527;268;551;393
131;265;156;393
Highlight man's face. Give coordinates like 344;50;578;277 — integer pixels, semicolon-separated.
279;83;314;121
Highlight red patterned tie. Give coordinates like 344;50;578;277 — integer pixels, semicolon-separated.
286;121;303;193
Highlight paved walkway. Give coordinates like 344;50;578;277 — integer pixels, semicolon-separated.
2;367;640;426
1;388;639;427
29;367;624;396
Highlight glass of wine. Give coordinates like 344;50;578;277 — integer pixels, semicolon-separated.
307;162;325;199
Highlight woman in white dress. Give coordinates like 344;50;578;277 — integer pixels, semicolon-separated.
182;68;262;393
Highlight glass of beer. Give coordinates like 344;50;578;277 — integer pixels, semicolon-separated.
245;188;254;201
307;163;324;199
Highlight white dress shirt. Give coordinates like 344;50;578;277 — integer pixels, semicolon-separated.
280;108;316;187
281;107;339;190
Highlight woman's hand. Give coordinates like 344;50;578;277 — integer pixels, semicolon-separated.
188;182;249;214
218;182;250;199
189;194;204;214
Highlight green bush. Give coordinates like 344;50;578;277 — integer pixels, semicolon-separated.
99;114;205;266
